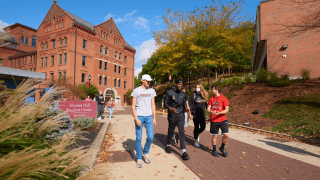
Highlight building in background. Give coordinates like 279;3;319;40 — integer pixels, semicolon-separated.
252;0;320;79
0;1;136;106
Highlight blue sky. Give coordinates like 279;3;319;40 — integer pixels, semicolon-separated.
0;0;260;76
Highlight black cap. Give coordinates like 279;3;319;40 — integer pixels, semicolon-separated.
175;79;183;84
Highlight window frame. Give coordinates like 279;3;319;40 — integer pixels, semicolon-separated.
64;53;67;64
99;60;102;70
25;37;29;45
115;51;117;59
99;76;102;85
41;58;43;67
104;77;107;86
114;79;117;87
114;64;117;73
104;61;107;71
124;81;127;89
83;39;87;49
52;39;55;49
118;79;121;88
124;68;127;76
45;57;47;67
82;56;86;67
32;36;36;47
118;66;121;74
21;36;24;44
51;55;54;66
81;73;86;84
59;54;62;65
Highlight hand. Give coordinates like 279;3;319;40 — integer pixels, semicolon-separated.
185;107;190;112
135;119;142;126
169;107;177;113
153;118;157;126
211;111;219;116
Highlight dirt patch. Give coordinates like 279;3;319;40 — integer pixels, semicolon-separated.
226;79;320;130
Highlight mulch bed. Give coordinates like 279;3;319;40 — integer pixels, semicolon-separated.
75;122;104;150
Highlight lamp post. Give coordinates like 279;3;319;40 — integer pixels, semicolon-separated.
88;74;91;89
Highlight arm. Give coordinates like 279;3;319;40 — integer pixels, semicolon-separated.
216;106;229;115
131;97;141;126
151;97;156;125
164;92;176;113
189;94;196;115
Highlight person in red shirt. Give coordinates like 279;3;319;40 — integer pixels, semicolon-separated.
207;86;229;157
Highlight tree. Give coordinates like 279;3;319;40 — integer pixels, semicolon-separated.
78;83;99;99
52;76;86;99
134;77;141;88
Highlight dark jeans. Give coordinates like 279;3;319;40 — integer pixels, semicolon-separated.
193;113;206;140
167;115;186;150
97;104;104;117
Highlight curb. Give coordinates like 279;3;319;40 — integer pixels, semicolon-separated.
79;117;112;176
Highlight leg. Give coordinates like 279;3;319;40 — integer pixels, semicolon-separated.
193;116;200;140
198;113;207;137
177;119;186;150
219;120;229;157
210;121;220;157
222;134;229;144
135;116;145;160
212;135;218;146
166;118;177;145
143;116;154;155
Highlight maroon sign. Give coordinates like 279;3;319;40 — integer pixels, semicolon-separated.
59;100;97;119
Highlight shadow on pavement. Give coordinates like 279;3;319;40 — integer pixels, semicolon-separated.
258;140;320;159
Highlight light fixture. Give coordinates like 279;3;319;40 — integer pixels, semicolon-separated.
88;75;91;80
282;45;288;49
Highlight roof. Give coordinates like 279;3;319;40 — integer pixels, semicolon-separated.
0;67;46;79
125;42;136;51
260;0;275;4
0;32;18;44
8;51;37;59
64;10;95;31
3;23;37;32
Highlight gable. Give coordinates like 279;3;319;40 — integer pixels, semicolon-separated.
42;3;70;24
98;20;123;39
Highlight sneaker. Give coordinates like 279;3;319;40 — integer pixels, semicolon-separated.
143;153;151;164
173;134;178;144
182;152;189;160
194;141;200;148
136;159;142;168
97;117;101;120
165;146;172;154
219;147;228;157
212;151;220;157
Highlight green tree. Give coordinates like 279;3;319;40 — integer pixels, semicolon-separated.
134;77;141;88
78;83;99;99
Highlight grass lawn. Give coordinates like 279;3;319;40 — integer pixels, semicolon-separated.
262;94;320;139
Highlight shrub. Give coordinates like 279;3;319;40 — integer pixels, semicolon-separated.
281;73;290;80
269;76;292;87
125;89;133;105
254;69;268;83
74;116;96;130
244;75;251;83
301;69;310;80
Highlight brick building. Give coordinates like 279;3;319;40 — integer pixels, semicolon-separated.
252;0;320;79
0;1;136;106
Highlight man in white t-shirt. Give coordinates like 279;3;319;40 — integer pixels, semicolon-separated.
131;74;157;168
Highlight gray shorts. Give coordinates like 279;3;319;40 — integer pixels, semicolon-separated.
184;112;189;127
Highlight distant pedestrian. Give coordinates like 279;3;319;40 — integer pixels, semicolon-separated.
85;96;91;101
107;98;115;119
189;84;208;148
207;86;230;157
164;79;190;160
95;90;105;120
131;74;157;168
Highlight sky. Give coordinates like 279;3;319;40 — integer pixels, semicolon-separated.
0;0;261;77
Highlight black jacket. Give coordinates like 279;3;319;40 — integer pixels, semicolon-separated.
95;94;104;105
189;92;207;117
164;86;188;119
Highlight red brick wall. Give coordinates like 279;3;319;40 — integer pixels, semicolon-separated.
260;0;320;78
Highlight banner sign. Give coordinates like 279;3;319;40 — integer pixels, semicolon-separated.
59;100;97;119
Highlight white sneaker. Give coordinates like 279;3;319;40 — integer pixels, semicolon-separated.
194;141;200;148
143;153;151;164
97;117;101;120
136;159;142;168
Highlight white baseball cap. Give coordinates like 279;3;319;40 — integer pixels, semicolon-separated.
141;74;153;81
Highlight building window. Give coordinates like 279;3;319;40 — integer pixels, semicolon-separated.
99;76;102;85
104;33;105;39
99;60;102;69
51;56;54;66
41;43;44;51
45;57;47;67
0;59;3;66
52;39;55;49
111;31;113;35
125;56;127;63
32;36;36;47
64;53;67;64
59;38;62;47
21;36;24;44
118;79;121;88
124;81;127;89
105;48;108;55
118;66;121;74
83;39;87;49
115;51;117;59
50;73;54;82
53;17;55;23
44;73;47;81
124;68;127;76
114;79;117;87
59;54;62;65
30;68;32;71
41;58;43;67
58;72;62;80
100;46;103;54
63;71;66;79
25;37;29;45
104;77;107;86
45;42;48;50
114;65;117;73
82;56;86;66
104;62;107;70
119;53;121;60
64;37;67;45
81;73;86;83
101;31;103;38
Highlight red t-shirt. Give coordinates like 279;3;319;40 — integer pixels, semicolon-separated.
208;94;229;122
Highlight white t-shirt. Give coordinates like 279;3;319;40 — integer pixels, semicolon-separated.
131;86;157;116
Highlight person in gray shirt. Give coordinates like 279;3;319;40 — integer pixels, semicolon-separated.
131;74;157;168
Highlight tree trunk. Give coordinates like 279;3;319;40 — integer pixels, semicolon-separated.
208;66;211;91
215;67;218;80
223;69;225;77
228;67;230;75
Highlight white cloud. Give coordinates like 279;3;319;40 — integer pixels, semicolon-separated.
133;17;150;31
135;39;157;65
134;67;142;77
104;10;137;23
133;34;138;36
0;20;10;32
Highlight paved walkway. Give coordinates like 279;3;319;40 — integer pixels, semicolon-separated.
85;107;320;180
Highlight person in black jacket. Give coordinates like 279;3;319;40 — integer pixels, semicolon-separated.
95;90;105;120
189;84;208;148
164;79;190;160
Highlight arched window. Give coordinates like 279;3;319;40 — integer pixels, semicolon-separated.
115;51;117;59
62;21;64;27
106;33;108;40
105;48;108;55
41;43;44;51
45;42;48;50
59;38;62;47
100;46;103;54
64;37;67;45
119;53;121;60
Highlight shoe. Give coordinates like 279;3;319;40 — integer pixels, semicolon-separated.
194;141;200;148
165;146;172;154
212;151;220;157
173;134;178;144
182;152;189;160
219;147;228;157
97;117;101;120
136;159;142;168
143;153;151;164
